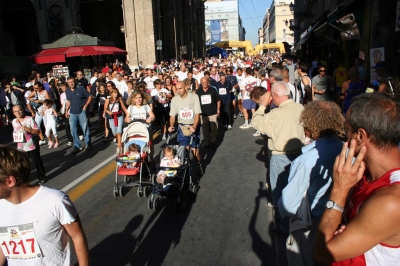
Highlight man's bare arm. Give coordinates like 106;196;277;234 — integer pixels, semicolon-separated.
63;215;89;266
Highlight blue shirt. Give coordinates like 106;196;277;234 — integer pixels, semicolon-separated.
278;136;343;218
214;80;233;104
65;86;91;115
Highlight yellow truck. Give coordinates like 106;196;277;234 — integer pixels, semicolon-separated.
214;41;287;56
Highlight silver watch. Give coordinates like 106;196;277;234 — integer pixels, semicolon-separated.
325;200;344;213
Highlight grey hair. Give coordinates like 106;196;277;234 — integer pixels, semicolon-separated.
270;68;283;81
272;81;291;96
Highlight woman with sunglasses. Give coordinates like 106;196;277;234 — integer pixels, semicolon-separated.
104;88;129;154
164;76;177;96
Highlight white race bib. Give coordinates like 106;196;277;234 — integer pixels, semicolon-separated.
179;108;194;120
201;95;212;105
219;88;227;95
13;131;25;143
0;223;43;260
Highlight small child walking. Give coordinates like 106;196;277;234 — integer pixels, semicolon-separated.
41;99;59;148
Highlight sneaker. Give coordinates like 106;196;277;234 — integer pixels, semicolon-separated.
227;125;232;130
39;140;47;146
113;138;117;143
239;123;250;129
53;143;59;148
67;142;72;146
239;112;244;117
116;147;121;154
248;123;252;128
79;135;84;141
84;145;92;151
71;147;82;154
162;134;166;140
234;114;237;119
48;141;54;148
267;202;277;208
253;131;261;137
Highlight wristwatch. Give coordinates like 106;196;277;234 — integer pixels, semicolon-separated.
326;200;344;213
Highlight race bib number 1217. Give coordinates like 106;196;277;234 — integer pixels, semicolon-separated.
0;223;43;260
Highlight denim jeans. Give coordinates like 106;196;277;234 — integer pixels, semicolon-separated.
270;153;300;232
69;110;91;148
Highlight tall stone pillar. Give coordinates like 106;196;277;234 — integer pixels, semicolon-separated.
123;0;156;68
34;3;50;44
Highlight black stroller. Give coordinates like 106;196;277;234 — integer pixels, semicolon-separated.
147;135;197;212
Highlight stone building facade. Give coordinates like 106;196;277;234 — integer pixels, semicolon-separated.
0;0;206;71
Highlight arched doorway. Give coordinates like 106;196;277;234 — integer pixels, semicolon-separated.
0;0;40;55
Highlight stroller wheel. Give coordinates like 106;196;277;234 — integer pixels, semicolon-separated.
154;197;161;210
147;197;153;210
137;187;143;198
144;186;151;198
151;173;156;183
113;186;119;197
119;186;125;197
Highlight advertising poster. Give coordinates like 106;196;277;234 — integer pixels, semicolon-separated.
205;19;229;46
370;47;384;83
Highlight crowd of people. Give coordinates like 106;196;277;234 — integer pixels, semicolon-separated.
1;52;400;265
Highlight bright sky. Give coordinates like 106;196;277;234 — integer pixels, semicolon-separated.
238;0;272;47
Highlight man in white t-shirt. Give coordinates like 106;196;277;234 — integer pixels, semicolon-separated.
239;68;260;129
113;73;129;101
143;69;157;90
0;145;89;266
176;64;188;81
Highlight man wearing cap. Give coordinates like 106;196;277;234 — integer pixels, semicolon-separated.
192;67;204;84
196;77;221;149
214;72;233;129
169;81;204;176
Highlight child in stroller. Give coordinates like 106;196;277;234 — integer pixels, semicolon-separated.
156;146;181;188
117;143;141;169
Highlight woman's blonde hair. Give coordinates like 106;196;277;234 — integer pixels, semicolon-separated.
126;90;151;106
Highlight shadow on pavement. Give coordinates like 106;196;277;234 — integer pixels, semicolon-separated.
249;181;275;266
85;215;143;266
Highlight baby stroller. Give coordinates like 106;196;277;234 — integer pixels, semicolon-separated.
148;135;197;212
113;121;154;198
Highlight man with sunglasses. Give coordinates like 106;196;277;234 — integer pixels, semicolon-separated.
312;66;330;101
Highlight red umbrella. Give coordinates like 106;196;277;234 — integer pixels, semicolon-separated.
31;46;127;64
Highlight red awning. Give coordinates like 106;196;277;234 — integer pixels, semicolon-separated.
31;46;127;64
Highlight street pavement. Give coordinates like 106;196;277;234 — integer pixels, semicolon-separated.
0;115;286;266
